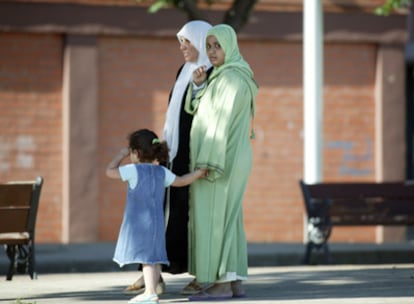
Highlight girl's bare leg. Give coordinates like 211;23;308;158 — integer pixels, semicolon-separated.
142;264;161;296
129;264;160;302
125;272;165;294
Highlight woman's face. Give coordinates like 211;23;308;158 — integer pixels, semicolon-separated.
206;35;225;67
179;37;199;63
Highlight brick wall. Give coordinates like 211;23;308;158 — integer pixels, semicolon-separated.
322;43;377;242
243;41;378;242
94;37;378;243
0;2;404;244
0;32;63;242
0;32;380;243
97;36;184;240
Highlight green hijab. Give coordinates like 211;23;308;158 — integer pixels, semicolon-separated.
207;24;257;117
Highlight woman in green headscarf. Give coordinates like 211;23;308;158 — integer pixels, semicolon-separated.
185;24;258;301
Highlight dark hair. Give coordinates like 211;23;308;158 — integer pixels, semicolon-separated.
128;129;169;163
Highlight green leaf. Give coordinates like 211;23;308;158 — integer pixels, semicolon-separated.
147;0;172;13
375;0;412;16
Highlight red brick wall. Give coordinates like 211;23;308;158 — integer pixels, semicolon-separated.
323;43;377;242
0;27;383;244
241;41;304;242
97;36;184;240
0;32;63;242
242;41;377;242
95;36;378;243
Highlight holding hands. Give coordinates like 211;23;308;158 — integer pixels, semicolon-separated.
195;168;209;179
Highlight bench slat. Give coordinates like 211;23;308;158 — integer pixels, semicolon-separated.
299;180;414;264
307;182;414;199
0;232;30;244
0;177;43;280
0;210;30;234
0;184;33;207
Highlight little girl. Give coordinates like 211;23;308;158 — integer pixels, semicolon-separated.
106;129;207;304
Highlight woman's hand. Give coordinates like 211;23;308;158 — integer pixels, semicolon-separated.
192;65;208;86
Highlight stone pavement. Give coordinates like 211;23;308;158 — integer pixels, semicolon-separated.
1;242;414;303
1;264;414;304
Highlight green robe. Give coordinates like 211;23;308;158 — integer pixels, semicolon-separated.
185;25;258;282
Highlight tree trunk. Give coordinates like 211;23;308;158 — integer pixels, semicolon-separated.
223;0;257;32
176;0;206;20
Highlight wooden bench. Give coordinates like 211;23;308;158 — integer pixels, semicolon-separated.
0;176;43;280
299;179;414;264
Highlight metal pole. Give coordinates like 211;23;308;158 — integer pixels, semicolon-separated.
405;4;414;179
303;0;323;184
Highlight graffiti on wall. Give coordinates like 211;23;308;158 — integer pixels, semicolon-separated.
325;137;372;176
0;135;35;172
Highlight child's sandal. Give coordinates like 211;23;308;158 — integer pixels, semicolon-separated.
128;293;159;304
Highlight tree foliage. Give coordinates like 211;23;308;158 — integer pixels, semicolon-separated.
375;0;412;15
137;0;412;31
136;0;257;32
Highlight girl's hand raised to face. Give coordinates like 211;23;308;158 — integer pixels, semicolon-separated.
192;65;207;86
120;147;130;158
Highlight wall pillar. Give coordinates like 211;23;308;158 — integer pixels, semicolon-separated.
62;34;99;242
375;44;406;242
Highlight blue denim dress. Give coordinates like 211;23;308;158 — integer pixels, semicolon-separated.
113;164;169;267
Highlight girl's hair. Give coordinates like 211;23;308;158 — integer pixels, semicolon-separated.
128;129;169;163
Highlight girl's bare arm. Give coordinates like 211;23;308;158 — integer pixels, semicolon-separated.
106;148;129;179
171;169;207;187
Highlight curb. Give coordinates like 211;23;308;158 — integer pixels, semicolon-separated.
1;242;414;275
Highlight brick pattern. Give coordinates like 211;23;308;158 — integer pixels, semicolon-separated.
0;27;380;244
0;32;63;242
242;41;377;242
97;36;184;240
95;38;377;243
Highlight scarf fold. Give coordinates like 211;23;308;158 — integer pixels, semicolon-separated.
162;20;212;161
186;24;257;120
185;24;258;180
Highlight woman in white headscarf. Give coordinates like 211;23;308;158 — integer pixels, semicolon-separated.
124;20;212;296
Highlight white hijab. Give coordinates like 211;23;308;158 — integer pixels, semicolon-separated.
163;20;212;161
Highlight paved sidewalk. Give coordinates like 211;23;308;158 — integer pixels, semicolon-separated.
1;242;414;304
1;264;414;304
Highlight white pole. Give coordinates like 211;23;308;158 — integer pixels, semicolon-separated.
303;0;323;184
